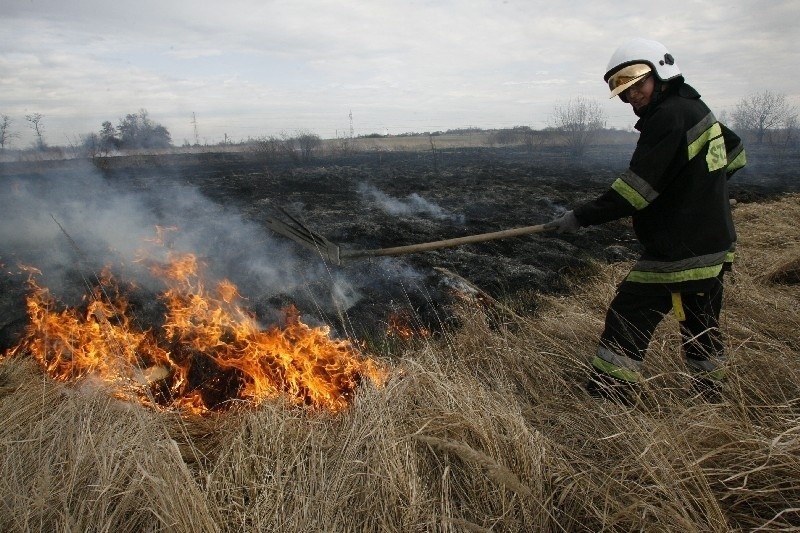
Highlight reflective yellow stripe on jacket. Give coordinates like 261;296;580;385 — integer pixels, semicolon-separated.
726;142;747;173
625;250;729;284
688;112;727;172
611;169;658;210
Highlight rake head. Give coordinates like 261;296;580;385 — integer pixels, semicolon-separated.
266;208;342;264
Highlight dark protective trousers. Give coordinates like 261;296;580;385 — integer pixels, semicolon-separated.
599;273;725;366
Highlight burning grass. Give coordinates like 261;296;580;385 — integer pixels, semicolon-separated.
3;252;385;414
1;194;800;531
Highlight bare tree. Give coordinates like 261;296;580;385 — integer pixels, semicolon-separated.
279;132;301;163
549;97;606;156
25;112;46;150
766;113;798;160
0;114;18;150
732;90;798;146
248;133;300;163
295;130;322;162
249;136;281;163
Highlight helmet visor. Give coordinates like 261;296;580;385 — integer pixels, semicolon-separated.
608;63;652;98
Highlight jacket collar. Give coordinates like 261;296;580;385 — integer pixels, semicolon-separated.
633;78;696;128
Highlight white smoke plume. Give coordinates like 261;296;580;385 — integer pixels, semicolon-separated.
356;182;465;224
0;163;360;319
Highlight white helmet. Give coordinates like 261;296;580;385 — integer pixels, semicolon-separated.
604;38;682;99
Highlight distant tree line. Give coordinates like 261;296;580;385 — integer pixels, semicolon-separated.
82;109;172;155
1;91;796;161
391;127;487;138
537;90;797;159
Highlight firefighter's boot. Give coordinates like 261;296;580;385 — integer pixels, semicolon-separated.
585;371;639;406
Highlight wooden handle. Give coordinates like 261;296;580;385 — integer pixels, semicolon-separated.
341;223;552;260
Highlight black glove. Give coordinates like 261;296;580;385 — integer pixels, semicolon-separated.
545;210;581;234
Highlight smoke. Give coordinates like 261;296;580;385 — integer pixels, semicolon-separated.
356;183;465;224
0;163;351;320
1;162;460;347
545;199;568;216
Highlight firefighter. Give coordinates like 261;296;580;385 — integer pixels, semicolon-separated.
546;38;747;404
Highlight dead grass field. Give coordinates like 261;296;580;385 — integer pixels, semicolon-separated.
322;130;638;153
1;194;799;531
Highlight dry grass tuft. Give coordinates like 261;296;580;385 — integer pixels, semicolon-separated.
759;249;800;285
411;434;533;498
1;194;799;531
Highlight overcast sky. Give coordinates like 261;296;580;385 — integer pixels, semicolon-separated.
2;0;798;147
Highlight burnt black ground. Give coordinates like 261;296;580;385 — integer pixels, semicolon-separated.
1;144;797;349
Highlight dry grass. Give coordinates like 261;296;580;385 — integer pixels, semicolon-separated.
1;195;799;531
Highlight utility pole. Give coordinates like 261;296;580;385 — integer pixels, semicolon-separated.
191;112;199;146
349;109;354;138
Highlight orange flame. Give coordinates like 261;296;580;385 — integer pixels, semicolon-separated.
4;254;387;414
386;309;430;340
144;224;179;246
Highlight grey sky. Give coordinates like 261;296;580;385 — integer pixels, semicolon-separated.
2;0;798;147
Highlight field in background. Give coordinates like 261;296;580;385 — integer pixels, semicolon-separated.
0;128;640;163
324;128;639;152
1;188;799;531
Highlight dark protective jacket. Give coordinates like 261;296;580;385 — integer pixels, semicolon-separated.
574;81;746;288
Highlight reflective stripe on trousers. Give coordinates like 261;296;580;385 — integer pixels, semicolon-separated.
594;273;727;382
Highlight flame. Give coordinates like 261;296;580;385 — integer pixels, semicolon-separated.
144;224;179;246
4;254;387;414
386;309;430;340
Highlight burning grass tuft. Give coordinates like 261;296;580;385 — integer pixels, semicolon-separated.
1;194;799;531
